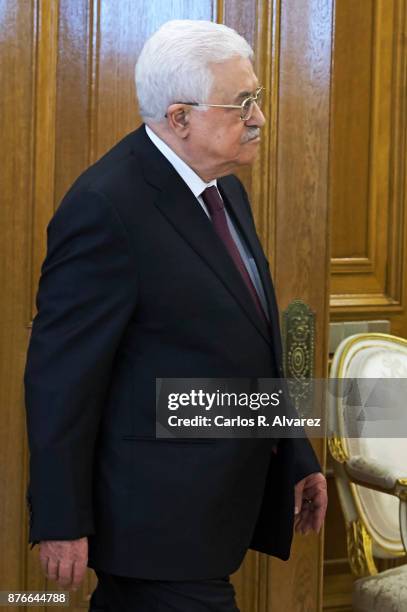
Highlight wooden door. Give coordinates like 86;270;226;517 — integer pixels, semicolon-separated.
0;1;333;610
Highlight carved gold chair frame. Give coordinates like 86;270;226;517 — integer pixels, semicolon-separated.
328;333;407;578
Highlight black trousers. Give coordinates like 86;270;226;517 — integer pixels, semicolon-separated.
89;570;240;612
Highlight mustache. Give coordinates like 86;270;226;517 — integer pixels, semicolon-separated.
241;127;261;143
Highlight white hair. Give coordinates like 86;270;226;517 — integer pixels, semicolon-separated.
135;20;253;122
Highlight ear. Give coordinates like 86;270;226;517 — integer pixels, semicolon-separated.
166;104;190;138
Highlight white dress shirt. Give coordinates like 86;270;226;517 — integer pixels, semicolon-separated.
145;125;269;319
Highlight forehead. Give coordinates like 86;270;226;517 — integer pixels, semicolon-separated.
209;57;258;100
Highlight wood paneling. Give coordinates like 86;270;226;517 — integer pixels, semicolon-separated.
54;0;91;205
0;0;36;598
31;0;59;319
330;0;407;319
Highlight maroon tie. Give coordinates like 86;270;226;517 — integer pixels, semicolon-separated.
201;186;268;324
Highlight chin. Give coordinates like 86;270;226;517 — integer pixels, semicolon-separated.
237;151;258;166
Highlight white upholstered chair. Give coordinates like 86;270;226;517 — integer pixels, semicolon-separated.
328;333;407;612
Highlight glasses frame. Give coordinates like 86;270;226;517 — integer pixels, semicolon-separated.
171;86;264;121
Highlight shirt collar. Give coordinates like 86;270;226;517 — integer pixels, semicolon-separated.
145;124;217;198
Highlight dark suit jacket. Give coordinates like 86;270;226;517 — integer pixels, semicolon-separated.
24;125;320;580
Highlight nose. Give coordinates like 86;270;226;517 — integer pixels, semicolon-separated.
245;101;266;128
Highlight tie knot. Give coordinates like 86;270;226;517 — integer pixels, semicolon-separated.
201;186;224;215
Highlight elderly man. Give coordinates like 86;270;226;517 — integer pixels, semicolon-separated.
24;19;327;612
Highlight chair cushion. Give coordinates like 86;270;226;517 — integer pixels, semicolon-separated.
344;343;407;546
353;565;407;612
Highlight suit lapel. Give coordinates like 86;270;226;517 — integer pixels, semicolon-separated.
133;126;272;346
218;177;285;373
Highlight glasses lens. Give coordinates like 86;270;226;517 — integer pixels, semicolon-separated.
241;88;263;120
242;98;253;120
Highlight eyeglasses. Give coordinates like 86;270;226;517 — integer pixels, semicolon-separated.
173;86;264;121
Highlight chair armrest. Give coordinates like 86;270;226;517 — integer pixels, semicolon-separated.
344;455;407;500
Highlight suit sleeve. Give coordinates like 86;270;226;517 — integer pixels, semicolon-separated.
24;189;137;543
235;176;322;483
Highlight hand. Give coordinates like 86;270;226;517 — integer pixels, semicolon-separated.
294;472;327;535
39;537;88;591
